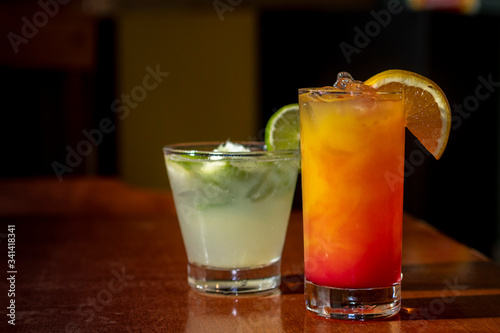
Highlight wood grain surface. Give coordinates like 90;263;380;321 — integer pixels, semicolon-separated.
0;177;499;332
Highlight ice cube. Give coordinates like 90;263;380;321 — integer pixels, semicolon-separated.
333;72;363;90
200;161;229;174
246;171;275;202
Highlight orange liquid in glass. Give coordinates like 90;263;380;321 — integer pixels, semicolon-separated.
300;88;404;289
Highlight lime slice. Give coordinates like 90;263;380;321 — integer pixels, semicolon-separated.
265;103;300;151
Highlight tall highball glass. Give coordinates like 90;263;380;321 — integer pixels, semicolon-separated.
299;86;404;319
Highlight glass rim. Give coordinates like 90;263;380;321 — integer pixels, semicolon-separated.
298;87;403;95
163;141;299;158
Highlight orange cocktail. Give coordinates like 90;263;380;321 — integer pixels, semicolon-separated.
299;74;404;319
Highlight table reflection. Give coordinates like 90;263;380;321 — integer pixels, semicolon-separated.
304;311;402;332
186;290;282;332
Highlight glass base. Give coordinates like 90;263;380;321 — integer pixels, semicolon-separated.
305;280;401;320
187;261;281;295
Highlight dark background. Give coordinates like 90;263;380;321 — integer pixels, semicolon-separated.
259;7;500;259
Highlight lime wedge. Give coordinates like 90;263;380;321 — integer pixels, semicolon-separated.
265;103;300;151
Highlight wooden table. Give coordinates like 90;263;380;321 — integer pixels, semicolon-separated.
1;177;499;332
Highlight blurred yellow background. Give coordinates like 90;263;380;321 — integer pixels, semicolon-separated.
117;8;258;188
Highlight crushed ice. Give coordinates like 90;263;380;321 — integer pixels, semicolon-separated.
214;140;251;153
